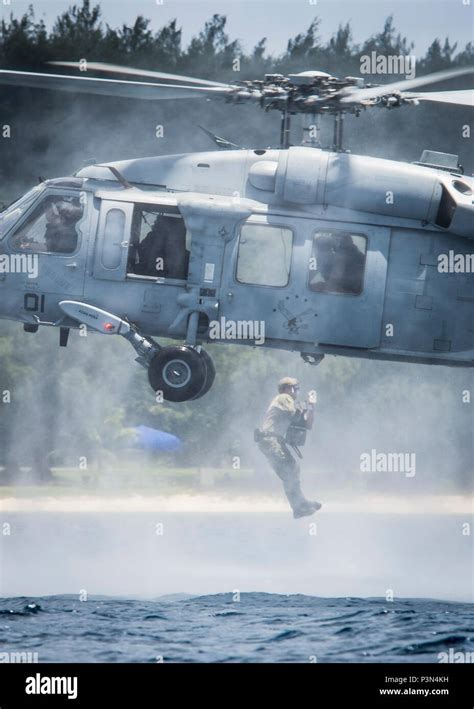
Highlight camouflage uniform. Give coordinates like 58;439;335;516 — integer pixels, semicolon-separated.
258;392;309;512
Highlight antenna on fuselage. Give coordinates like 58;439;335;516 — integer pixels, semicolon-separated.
99;165;133;189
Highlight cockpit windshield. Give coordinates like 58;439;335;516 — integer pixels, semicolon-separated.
0;185;44;240
9;192;84;254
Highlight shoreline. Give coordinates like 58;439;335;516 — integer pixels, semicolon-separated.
0;492;472;514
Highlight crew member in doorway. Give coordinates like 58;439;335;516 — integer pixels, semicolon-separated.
137;213;187;279
330;232;365;294
310;232;365;294
255;377;321;519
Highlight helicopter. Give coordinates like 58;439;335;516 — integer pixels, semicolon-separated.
0;62;472;401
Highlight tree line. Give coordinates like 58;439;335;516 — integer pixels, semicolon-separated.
1;1;472;78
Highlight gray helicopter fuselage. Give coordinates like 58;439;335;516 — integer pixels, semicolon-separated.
0;146;472;367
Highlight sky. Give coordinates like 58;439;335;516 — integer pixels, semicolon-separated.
1;0;472;58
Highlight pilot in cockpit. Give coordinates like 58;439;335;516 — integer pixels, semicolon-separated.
15;199;82;253
44;201;83;254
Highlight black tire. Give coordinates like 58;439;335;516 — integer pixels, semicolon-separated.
148;346;207;402
191;349;216;400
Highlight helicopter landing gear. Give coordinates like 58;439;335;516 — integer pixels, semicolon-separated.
192;348;216;399
148;345;215;402
57;301;217;402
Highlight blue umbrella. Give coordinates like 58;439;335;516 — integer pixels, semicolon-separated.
132;425;182;452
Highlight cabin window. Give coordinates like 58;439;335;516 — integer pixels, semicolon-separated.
101;208;126;269
308;231;367;295
9;193;84;254
236;223;293;287
127;204;190;280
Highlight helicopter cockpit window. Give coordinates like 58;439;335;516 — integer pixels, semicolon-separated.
0;185;43;240
128;205;190;280
308;231;367;295
9;193;84;254
236;224;293;287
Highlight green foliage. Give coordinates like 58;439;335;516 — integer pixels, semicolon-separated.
419;38;459;72
360;15;414;57
0;2;471;75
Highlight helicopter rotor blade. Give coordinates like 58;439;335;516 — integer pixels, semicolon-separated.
49;61;232;88
402;89;474;107
339;66;474;104
0;69;233;100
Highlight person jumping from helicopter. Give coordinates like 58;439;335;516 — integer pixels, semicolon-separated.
255;377;321;519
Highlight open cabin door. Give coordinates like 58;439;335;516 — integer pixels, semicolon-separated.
93;194;192;285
